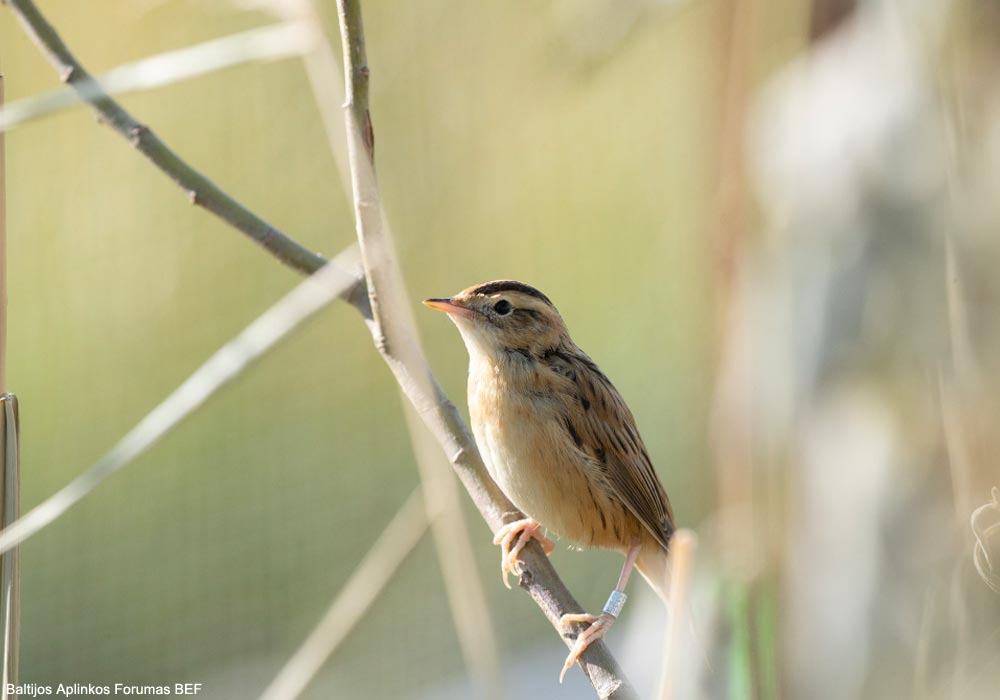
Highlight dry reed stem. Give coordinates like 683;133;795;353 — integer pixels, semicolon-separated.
0;70;18;700
400;404;501;697
333;1;637;696
0;67;6;391
0;21;314;133
0;251;364;555
258;487;430;700
4;1;638;694
296;2;499;693
0;396;19;700
4;0;341;280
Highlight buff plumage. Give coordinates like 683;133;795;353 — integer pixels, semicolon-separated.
424;280;675;681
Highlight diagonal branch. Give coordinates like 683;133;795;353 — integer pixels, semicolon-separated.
0;250;364;555
0;20;313;133
7;1;639;695
259;486;431;700
333;1;638;697
3;0;354;286
294;3;501;693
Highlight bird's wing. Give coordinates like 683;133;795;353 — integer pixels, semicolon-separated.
547;348;675;551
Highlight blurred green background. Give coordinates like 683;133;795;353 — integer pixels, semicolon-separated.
2;1;728;697
5;1;1000;699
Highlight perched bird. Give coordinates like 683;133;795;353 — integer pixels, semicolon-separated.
424;280;675;681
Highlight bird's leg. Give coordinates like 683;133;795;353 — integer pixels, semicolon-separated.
492;517;556;590
558;544;641;682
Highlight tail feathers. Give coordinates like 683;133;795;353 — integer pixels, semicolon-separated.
636;535;710;675
635;544;670;602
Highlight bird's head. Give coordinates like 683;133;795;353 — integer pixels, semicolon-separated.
423;280;568;359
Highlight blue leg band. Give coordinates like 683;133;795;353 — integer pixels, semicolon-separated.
603;590;627;618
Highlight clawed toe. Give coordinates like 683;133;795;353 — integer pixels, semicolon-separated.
492;520;620;682
559;612;616;683
559;612;599;627
493;518;555;589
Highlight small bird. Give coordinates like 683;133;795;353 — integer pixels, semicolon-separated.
424;280;675;681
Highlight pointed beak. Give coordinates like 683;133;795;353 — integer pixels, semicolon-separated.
422;297;477;320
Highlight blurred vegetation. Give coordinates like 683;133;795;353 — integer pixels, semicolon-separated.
3;0;999;698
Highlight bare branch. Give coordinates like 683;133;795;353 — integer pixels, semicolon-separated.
259;487;430;700
333;1;638;697
0;72;19;700
5;1;640;694
3;0;354;286
0;395;20;698
0;250;364;555
294;3;501;692
399;403;501;695
0;21;314;132
0;67;6;392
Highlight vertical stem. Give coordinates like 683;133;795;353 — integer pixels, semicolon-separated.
332;2;639;696
259;488;430;700
0;67;7;392
401;405;501;699
708;0;757;573
0;395;19;700
294;2;501;691
0;63;17;700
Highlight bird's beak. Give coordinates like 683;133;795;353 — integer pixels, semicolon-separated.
423;297;477;320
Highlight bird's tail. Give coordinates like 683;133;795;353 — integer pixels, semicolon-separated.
635;535;712;672
635;543;671;602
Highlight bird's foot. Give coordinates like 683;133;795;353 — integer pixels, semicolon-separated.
558;612;616;683
492;517;555;589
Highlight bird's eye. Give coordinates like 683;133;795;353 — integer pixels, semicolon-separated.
493;299;513;316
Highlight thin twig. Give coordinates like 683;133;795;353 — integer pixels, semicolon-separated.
0;250;364;555
259;486;430;700
333;2;638;697
3;0;354;285
0;70;17;700
0;21;315;133
0;396;19;700
401;404;501;697
296;3;500;694
6;1;639;694
0;66;6;391
940;232;978;524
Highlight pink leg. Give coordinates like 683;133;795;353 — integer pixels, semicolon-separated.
558;545;641;682
492;518;555;590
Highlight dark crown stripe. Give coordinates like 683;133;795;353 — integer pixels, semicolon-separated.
470;280;553;307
